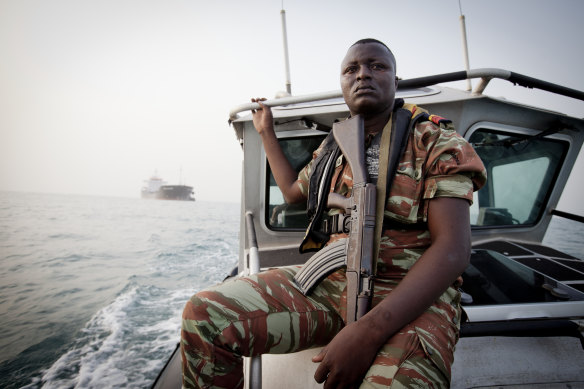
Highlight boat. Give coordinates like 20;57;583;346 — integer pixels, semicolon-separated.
154;185;195;201
141;175;166;199
151;68;584;388
141;175;195;201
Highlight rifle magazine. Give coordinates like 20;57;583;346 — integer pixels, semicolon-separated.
293;238;348;295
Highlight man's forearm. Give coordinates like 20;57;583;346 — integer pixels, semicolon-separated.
361;241;468;345
252;100;305;204
258;125;304;204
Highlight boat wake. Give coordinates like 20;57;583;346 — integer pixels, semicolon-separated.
26;284;192;389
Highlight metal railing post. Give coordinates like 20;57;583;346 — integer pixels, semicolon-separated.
245;211;261;389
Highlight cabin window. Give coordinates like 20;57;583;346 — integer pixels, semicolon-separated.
469;129;567;227
266;135;326;230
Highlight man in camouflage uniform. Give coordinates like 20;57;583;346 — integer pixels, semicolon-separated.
181;39;487;388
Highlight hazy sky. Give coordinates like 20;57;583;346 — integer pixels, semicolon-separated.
1;0;583;212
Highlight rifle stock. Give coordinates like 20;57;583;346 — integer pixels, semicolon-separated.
333;117;367;185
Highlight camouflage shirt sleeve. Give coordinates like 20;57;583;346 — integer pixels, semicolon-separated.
419;120;487;202
386;120;487;224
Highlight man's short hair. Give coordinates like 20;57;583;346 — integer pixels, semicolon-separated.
350;38;396;72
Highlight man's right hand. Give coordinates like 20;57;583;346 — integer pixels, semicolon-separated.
249;96;305;204
312;320;381;388
251;98;274;135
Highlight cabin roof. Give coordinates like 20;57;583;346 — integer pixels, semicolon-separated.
230;84;584;143
229;68;584;136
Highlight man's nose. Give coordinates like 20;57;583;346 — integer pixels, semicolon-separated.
356;65;372;80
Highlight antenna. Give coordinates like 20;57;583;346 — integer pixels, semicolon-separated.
280;6;292;95
459;0;472;91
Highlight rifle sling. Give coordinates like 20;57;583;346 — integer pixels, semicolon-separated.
372;115;393;273
373;107;414;271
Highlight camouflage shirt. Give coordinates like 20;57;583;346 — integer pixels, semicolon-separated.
297;111;487;279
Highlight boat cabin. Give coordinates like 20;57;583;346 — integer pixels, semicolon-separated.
230;69;584;388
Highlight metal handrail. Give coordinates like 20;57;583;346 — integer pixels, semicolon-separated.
551;209;584;224
245;211;262;389
229;90;342;122
228;68;584;122
245;211;260;274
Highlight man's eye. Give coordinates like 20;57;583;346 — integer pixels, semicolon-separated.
345;66;358;74
370;63;385;70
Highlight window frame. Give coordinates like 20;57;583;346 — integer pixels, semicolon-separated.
465;122;570;229
262;129;328;232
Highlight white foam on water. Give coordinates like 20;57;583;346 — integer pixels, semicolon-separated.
35;285;195;389
36;288;137;388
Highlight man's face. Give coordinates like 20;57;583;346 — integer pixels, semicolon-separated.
340;43;397;117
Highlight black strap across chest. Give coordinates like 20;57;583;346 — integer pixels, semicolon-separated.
300;99;429;253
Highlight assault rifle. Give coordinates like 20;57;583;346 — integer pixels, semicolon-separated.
294;115;376;324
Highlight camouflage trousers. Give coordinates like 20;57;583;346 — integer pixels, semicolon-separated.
181;266;461;388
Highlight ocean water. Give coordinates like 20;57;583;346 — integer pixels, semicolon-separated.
0;191;582;388
0;192;239;388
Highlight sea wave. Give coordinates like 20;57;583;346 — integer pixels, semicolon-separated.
29;283;194;389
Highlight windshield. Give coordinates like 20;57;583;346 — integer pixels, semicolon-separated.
469;129;568;227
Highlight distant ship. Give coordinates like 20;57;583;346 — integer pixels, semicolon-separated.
141;175;195;201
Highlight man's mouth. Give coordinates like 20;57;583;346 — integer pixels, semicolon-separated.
355;85;374;93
